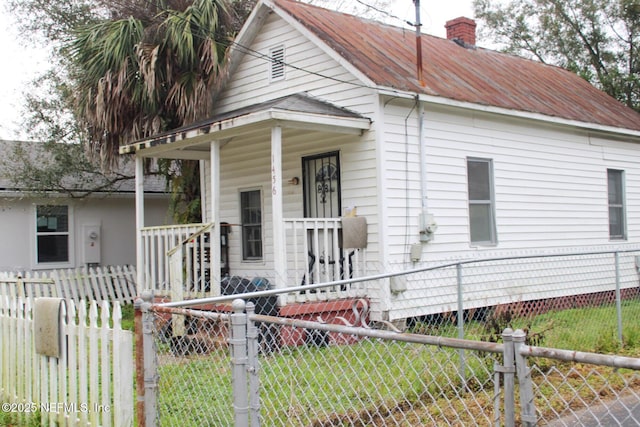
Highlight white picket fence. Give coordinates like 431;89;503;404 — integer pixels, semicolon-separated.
0;265;137;306
0;297;134;426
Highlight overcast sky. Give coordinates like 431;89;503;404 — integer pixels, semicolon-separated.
0;0;474;141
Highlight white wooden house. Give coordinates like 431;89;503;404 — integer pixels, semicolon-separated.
0;140;172;272
121;0;640;321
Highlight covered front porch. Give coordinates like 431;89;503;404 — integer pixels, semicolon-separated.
121;94;373;305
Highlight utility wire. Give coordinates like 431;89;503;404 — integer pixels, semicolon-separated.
222;38;376;91
353;0;416;26
130;0;411;95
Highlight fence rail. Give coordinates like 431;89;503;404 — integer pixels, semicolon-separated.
0;297;134;427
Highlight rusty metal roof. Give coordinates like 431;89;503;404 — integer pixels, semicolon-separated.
274;0;640;132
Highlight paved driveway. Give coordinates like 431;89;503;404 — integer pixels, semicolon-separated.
547;394;640;426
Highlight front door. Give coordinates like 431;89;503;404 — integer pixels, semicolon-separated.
303;151;341;218
302;152;342;282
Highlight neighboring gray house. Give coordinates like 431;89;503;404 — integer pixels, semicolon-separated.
0;140;172;272
120;0;640;321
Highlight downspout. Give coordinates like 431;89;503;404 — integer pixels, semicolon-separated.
418;98;427;212
417;98;436;244
414;0;437;246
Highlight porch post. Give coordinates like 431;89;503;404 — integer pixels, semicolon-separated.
271;126;286;288
210;140;222;293
135;155;145;292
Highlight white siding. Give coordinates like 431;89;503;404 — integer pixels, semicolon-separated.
215;13;375;116
379;99;640;319
380;101;640;262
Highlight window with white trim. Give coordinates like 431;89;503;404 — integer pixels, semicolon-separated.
607;169;626;240
240;190;263;260
36;205;70;264
467;158;497;245
269;45;285;81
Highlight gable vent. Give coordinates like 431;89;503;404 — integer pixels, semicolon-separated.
269;45;285;81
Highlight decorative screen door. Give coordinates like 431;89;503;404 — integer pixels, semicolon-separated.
302;152;342;283
303;151;341;218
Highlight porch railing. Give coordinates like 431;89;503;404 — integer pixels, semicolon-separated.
284;218;368;301
140;224;212;295
141;220;368;303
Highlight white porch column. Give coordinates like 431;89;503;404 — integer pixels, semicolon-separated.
271;126;286;287
135;155;145;292
210;140;222;293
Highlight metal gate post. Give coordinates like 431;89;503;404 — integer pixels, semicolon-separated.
614;252;623;344
502;328;516;427
492;362;501;427
230;299;249;427
246;302;261;427
456;263;466;383
513;329;537;426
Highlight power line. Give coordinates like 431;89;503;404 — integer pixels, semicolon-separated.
127;0;408;94
353;0;416;26
222;39;375;91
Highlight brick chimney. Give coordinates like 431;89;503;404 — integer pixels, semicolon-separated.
445;17;477;46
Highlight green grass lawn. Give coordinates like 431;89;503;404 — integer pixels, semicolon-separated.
152;299;640;426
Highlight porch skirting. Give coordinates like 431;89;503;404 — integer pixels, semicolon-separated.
152;296;370;348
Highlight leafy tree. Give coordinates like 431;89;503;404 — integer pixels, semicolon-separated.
474;0;640;111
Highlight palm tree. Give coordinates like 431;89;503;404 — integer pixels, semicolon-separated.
68;0;235;167
63;0;255;221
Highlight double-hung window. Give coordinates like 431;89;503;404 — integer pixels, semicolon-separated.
607;169;626;240
240;190;263;260
467;158;497;245
36;205;70;264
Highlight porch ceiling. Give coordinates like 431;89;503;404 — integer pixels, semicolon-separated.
119;93;371;160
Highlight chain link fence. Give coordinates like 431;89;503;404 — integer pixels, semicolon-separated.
135;249;640;426
385;249;640;342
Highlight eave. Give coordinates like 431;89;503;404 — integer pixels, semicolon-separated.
377;87;640;141
120;101;371;160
